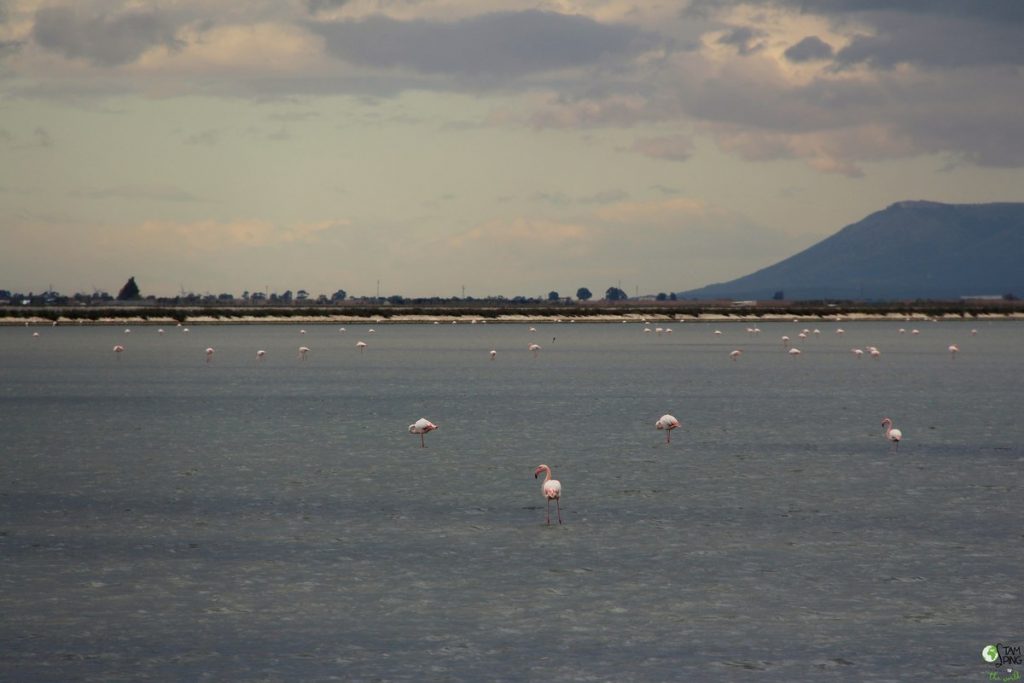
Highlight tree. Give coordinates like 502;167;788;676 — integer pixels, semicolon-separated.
773;290;784;301
116;276;141;301
655;292;667;301
605;286;627;301
331;289;347;302
548;291;560;301
576;287;592;301
669;292;677;301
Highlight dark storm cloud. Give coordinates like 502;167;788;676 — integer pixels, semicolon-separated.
784;36;833;62
693;0;1024;68
717;26;764;55
32;6;184;67
833;13;1024;69
310;11;658;81
305;0;350;15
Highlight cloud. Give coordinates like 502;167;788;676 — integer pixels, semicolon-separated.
717;26;765;55
79;185;206;203
784;36;833;62
138;218;346;252
183;129;221;146
32;5;185;67
305;0;350;16
632;134;694;162
310;10;658;83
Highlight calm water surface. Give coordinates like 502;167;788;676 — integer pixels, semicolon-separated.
1;321;1022;681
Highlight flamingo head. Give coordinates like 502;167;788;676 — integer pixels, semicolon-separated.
881;418;892;430
534;465;549;479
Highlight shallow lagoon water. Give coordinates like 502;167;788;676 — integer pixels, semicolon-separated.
1;320;1021;681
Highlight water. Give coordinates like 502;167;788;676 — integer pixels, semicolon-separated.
1;320;1021;681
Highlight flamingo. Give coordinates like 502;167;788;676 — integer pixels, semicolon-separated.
868;346;881;359
656;414;680;443
257;350;266;361
298;346;310;360
948;344;959;359
970;329;977;336
713;330;722;336
788;348;801;357
158;328;165;334
408;418;437;447
489;349;497;360
851;348;864;358
529;343;541;357
836;328;845;335
729;350;742;361
881;417;902;450
205;347;215;363
534;464;562;525
113;344;125;356
356;341;367;352
781;335;790;347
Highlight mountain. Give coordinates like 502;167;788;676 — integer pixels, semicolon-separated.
677;201;1024;301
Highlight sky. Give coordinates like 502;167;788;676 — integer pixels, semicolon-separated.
1;0;1022;299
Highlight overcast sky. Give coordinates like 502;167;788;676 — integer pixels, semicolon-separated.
2;0;1022;298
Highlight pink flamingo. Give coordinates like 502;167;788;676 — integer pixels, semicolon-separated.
948;344;959;359
881;417;902;450
729;350;742;361
529;343;541;357
257;350;266;361
205;347;215;363
788;348;801;357
113;344;125;357
298;346;310;360
656;414;680;443
356;341;367;352
489;349;497;360
851;348;864;358
534;464;562;525
408;418;437;447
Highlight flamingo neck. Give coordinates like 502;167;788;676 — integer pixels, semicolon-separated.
540;467;551;481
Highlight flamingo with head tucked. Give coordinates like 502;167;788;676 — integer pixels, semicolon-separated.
948;344;959;359
656;414;680;443
298;346;310;360
408;418;437;447
534;464;562;525
729;350;742;361
205;347;215;363
881;417;902;450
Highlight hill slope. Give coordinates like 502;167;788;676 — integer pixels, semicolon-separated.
677;201;1024;301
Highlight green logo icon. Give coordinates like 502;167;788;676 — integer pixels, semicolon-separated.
983;645;999;663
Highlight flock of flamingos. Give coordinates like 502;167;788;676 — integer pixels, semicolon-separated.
23;318;975;525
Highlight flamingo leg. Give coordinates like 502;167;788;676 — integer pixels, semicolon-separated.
556;498;562;525
545;499;551;525
666;431;671;444
420;433;426;448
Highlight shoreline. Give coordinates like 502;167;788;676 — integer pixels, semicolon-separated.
4;311;1024;326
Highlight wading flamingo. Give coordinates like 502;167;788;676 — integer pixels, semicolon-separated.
298;346;310;360
729;350;742;361
788;348;802;357
356;341;367;352
881;417;902;450
534;464;562;525
529;343;541;357
257;350;266;361
656;414;680;443
489;349;497;360
408;418;437;447
851;348;864;358
205;347;215;363
113;344;124;356
868;346;881;359
948;344;959;359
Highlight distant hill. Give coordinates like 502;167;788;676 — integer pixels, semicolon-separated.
677;201;1024;301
